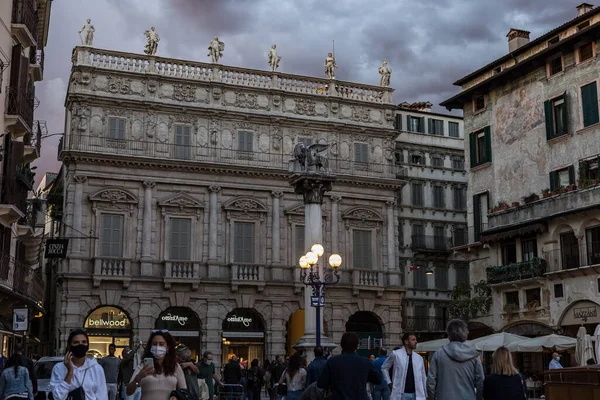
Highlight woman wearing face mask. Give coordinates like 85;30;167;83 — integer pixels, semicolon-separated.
49;328;108;400
126;330;186;400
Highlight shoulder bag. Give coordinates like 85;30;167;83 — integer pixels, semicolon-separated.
276;369;288;396
67;368;88;400
197;377;210;400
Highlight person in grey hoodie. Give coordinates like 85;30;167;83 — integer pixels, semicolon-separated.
426;319;484;400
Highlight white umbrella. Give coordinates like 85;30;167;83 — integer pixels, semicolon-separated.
416;338;449;352
466;332;529;352
594;325;600;363
505;334;577;352
576;326;596;366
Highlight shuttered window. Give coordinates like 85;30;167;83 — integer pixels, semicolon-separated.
234;222;255;263
433;186;445;209
100;214;124;257
435;265;449;290
394;114;402;130
549;166;574;190
238;131;254;152
455;263;470;285
428;119;444;135
449;122;460;138
169;218;191;260
353;230;373;269
453;187;466;211
544;94;568;139
407;116;425;133
451;158;465;170
522;238;538;262
411;183;424;207
108;117;126;139
581;82;599;128
174;125;191;160
579;42;594;63
354;143;369;163
469;126;492;167
413;266;428;289
431;155;444;167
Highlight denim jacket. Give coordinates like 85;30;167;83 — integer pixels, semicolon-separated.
0;366;33;400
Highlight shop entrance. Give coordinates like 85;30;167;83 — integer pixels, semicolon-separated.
222;309;265;366
84;306;132;358
346;311;383;358
155;307;201;361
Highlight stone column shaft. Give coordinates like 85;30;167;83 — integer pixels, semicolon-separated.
271;191;283;264
141;181;155;276
208;186;221;278
386;201;396;270
330;196;341;252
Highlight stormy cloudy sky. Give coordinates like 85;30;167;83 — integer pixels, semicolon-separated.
33;0;586;180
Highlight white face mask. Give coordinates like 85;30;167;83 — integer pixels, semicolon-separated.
151;345;167;359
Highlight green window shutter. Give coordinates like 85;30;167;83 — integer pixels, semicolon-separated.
420;117;425;133
395;114;402;130
581;82;599;127
561;93;569;133
109;118;117;139
484;126;492;163
473;195;481;240
550;171;558;191
544;100;554;140
428;118;432;134
469;132;476;168
568;165;575;185
406;115;411;131
118;118;126;139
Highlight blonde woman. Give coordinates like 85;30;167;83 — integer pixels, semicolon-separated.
483;347;527;400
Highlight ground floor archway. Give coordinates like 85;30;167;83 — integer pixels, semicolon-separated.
222;308;265;366
84;305;132;358
558;300;600;337
155;307;202;360
346;311;383;357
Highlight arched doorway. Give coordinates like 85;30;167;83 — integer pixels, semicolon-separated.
467;322;494;340
84;306;132;358
558;300;600;337
222;309;265;366
346;312;383;357
155;307;201;361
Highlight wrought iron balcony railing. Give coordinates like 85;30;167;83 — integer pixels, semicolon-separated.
486;257;546;285
410;235;452;251
452;230;469;247
1;178;27;214
5;86;34;129
12;0;38;43
0;251;44;304
544;241;600;273
402;316;447;332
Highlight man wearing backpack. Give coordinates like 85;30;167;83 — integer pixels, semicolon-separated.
246;359;263;400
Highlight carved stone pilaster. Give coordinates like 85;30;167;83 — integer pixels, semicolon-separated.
209;185;221;193
330;195;342;203
74;175;87;184
271;190;283;198
386;200;397;208
143;180;156;188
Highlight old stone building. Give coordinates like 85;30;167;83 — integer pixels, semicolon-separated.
393;102;467;341
56;44;406;362
441;3;600;346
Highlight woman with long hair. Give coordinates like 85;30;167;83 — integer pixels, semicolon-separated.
50;328;108;400
0;354;33;400
483;347;527;400
278;353;306;400
126;330;186;400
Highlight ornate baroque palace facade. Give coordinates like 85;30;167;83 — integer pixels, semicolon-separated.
56;45;406;362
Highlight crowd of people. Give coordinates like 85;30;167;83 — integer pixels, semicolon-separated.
0;319;558;400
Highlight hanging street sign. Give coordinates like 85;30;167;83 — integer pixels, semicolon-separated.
45;239;69;258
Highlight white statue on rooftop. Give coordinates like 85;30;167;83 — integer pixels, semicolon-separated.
379;59;392;87
144;26;160;55
268;44;281;72
78;19;95;46
324;52;337;79
208;36;225;63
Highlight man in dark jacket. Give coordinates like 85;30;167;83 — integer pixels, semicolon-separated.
306;347;327;387
317;332;381;400
427;319;484;400
223;356;243;399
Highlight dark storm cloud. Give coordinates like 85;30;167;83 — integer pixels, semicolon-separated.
33;0;588;181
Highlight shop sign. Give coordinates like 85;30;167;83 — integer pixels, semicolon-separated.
13;308;28;332
560;301;600;326
45;239;69;258
84;306;132;330
227;315;253;327
222;309;264;332
155;307;200;331
161;313;189;326
87;319;129;328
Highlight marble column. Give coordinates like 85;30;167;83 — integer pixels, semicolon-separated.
330;196;341;252
208;186;221;278
70;175;87;273
271;191;283;265
141;181;155;276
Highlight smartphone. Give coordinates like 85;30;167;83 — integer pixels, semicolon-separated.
143;358;154;370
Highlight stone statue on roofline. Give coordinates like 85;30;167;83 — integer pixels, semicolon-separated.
208;36;225;63
268;44;281;71
324;52;337;79
143;26;160;55
79;19;95;46
379;59;392;87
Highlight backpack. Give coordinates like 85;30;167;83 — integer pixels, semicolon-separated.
247;367;259;386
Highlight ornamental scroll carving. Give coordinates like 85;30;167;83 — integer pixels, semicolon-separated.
89;187;138;214
294;99;316;116
107;76;131;95
173;84;196;102
342;206;383;229
158;192;204;219
223;197;268;222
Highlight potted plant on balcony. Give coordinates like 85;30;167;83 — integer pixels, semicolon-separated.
522;192;540;204
511;201;520;207
566;184;577;192
492;201;508;212
542;188;551;198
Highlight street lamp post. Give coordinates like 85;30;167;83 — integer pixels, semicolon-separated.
299;244;342;347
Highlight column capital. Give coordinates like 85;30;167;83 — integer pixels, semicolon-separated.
271;190;283;199
386;200;397;208
209;185;221;193
330;195;342;203
74;175;87;184
143;180;156;188
290;174;336;205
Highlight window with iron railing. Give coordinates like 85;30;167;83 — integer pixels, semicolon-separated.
560;232;580;270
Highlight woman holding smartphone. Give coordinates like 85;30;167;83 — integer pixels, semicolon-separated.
126;330;186;400
49;328;107;400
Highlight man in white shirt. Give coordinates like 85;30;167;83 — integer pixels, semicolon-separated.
381;333;427;400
